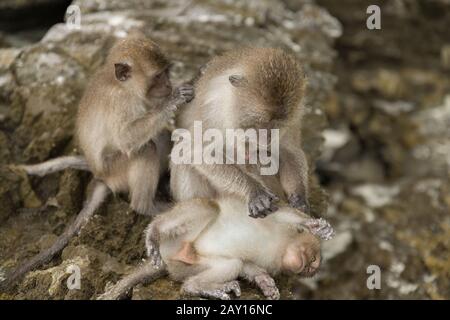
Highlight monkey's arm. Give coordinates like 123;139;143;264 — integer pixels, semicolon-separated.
240;263;280;300
279;145;310;213
118;85;194;155
271;210;334;241
194;163;279;218
118;109;173;156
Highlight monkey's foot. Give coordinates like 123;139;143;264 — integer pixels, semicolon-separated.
254;274;280;300
303;218;334;241
183;281;241;300
146;240;162;268
288;193;310;214
248;188;279;218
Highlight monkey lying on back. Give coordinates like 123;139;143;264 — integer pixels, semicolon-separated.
171;47;311;218
98;197;333;300
1;33;194;289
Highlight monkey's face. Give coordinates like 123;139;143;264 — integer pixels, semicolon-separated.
282;233;321;277
114;61;172;100
145;67;172;99
111;37;172;101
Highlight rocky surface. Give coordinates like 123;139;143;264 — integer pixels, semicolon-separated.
0;0;341;299
1;0;448;301
314;0;450;299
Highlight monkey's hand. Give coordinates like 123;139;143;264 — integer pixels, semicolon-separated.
300;218;334;241
288;193;311;214
163;84;195;131
172;84;195;106
248;187;279;218
254;274;280;300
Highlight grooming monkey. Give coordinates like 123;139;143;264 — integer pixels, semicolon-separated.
98;197;334;300
1;34;194;289
171;47;311;218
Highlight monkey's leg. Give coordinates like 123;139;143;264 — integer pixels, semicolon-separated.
14;155;90;176
0;180;109;290
240;263;280;300
279;147;310;213
170;163;216;201
145;199;219;267
97;262;167;300
128;144;160;216
181;258;242;300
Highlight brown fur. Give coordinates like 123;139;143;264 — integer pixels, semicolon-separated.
172;47;310;216
76;34;180;214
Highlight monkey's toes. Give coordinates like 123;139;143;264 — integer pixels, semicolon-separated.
304;218;335;240
146;243;162;267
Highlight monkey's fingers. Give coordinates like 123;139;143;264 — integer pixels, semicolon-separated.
177;84;195;103
147;245;163;268
288;193;310;214
303;218;335;241
254;274;280;300
0;181;109;290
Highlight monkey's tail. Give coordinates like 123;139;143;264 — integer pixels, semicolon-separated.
13;155;90;177
0;180;109;291
97;262;167;300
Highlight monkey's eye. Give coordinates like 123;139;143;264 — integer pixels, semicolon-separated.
311;256;316;263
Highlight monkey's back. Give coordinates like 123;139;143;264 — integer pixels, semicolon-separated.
178;47;305;131
75;67;135;179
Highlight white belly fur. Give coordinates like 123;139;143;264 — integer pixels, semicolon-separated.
194;198;288;270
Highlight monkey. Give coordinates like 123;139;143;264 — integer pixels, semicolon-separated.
0;33;194;290
170;47;311;219
97;197;333;300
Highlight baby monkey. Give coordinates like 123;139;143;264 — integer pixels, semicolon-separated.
99;197;333;300
1;33;194;289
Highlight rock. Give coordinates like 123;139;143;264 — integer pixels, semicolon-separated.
0;0;340;299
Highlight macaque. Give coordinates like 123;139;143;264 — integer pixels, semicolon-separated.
98;197;333;300
1;33;193;289
171;47;311;218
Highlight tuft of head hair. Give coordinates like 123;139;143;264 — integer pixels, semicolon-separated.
250;48;306;121
107;34;170;70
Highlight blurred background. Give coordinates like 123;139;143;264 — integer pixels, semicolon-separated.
0;0;449;299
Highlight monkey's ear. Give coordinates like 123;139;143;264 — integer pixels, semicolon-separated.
114;63;132;81
229;75;248;87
